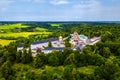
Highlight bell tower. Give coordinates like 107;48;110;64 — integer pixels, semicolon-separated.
59;35;63;43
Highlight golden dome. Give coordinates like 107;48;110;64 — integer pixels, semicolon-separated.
59;36;62;39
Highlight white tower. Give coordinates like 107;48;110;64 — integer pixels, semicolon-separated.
59;36;63;43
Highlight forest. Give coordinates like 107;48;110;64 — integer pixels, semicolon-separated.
0;21;120;80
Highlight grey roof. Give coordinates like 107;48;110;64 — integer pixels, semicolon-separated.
74;44;83;49
36;48;41;52
74;40;79;42
44;47;64;51
17;44;23;47
32;38;58;45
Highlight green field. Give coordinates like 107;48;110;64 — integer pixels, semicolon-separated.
0;23;29;30
0;32;51;38
50;24;61;27
0;31;51;46
0;39;15;46
35;27;48;31
0;32;51;46
0;23;51;46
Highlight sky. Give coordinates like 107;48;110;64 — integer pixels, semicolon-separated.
0;0;120;21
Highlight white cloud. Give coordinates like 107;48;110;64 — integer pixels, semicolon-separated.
33;0;46;3
32;0;70;5
6;15;80;21
20;0;32;2
71;0;102;20
74;0;100;9
1;8;7;12
0;0;14;6
0;0;15;12
50;0;69;5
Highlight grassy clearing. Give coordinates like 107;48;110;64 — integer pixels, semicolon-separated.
35;27;48;31
50;24;61;27
0;23;29;30
78;66;96;74
0;32;51;38
0;39;15;46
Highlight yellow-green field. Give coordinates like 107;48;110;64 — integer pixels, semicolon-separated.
0;23;52;46
50;24;61;27
0;23;29;30
0;32;51;38
0;39;15;46
0;32;51;46
35;27;48;31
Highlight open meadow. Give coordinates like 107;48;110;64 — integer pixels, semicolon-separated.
50;24;61;27
0;32;51;38
0;31;51;46
0;23;51;46
0;23;29;30
0;39;15;46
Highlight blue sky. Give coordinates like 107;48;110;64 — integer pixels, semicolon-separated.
0;0;120;21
